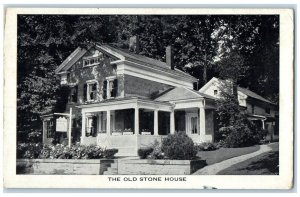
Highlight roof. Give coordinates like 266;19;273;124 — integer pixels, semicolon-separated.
199;77;275;105
237;87;275;105
155;87;215;102
55;44;197;82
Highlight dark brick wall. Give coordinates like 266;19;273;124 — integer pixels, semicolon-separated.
124;75;173;99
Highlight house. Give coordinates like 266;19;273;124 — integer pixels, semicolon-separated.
42;39;216;156
199;77;279;141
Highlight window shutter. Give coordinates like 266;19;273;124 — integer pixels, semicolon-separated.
102;80;107;99
92;116;97;136
83;83;87;101
112;79;118;97
72;85;78;102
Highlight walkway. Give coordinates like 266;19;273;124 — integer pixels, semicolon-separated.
193;144;273;175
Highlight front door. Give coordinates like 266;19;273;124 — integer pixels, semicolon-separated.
186;113;199;135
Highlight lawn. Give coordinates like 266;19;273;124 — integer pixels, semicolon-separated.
217;142;279;175
197;145;260;165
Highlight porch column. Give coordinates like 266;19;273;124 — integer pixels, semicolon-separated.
154;109;158;135
199;107;206;138
135;107;139;135
170;111;175;134
261;119;265;130
107;110;111;135
81;112;86;143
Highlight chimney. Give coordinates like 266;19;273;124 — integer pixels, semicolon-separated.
166;46;174;70
129;35;140;54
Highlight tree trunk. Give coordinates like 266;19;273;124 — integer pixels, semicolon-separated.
203;52;207;84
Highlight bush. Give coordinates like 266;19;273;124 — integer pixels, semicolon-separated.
222;119;261;148
138;147;154;159
17;143;43;159
17;143;119;159
147;140;164;159
161;132;197;160
196;142;218;151
103;148;118;159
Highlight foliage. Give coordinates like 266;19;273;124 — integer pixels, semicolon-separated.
147;140;164;159
17;143;43;159
221;117;263;148
196;142;218;151
17;143;118;159
103;148;119;159
161;132;197;160
138;147;154;159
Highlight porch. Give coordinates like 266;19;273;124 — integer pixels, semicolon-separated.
78;97;215;156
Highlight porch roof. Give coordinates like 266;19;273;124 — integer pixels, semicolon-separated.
154;87;216;102
76;97;174;112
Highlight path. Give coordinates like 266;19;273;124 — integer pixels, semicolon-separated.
193;144;272;175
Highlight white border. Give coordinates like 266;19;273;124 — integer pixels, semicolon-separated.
3;8;294;189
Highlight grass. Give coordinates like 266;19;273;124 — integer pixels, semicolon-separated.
217;142;279;175
197;145;260;165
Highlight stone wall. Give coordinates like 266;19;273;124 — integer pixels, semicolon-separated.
16;159;114;175
117;159;207;175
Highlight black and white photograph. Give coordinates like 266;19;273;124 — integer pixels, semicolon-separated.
3;8;294;189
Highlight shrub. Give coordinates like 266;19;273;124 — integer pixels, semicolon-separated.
17;143;119;159
196;142;218;151
17;143;43;159
147;140;164;159
161;132;197;160
103;148;118;159
223;119;261;148
138;147;154;159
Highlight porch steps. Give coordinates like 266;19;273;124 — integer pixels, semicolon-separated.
103;162;118;175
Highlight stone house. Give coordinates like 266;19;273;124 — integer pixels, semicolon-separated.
199;77;279;141
42;41;216;156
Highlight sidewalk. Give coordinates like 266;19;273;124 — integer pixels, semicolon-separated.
193;144;273;175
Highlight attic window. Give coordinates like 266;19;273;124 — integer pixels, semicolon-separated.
83;56;103;67
214;90;218;96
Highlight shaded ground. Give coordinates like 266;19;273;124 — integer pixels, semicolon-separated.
217;142;279;175
197;145;260;165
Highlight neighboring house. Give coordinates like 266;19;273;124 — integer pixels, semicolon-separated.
199;77;279;141
42;40;216;156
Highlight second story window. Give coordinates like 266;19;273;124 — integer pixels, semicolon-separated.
102;77;118;99
69;85;78;103
84;81;98;102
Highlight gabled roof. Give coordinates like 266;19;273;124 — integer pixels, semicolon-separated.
237;87;275;105
155;87;215;102
199;77;276;105
55;44;197;82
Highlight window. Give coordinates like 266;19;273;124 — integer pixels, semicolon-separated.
265;107;270;114
86;116;97;137
69;85;78;103
83;54;104;67
46;119;55;138
214;90;218;96
191;117;198;134
102;77;118;99
251;104;255;114
84;82;98;102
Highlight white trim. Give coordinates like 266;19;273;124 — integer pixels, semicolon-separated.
117;62;194;89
